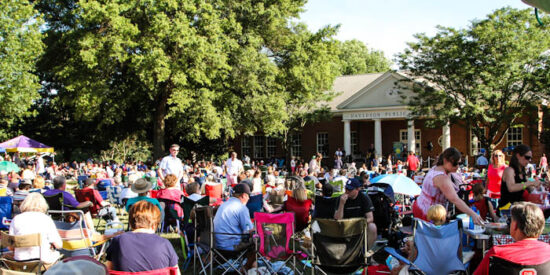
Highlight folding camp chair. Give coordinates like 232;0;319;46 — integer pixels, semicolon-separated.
108;266;178;275
158;197;184;233
310;218;368;274
489;256;550;275
385;218;467;275
43;193;79;221
246;194;263;219
254;212;303;274
312;196;338;219
194;206;250;275
48;210;101;259
75;189;102;217
0;196;13;230
205;184;223;200
0;231;57;274
180;197;209;273
329;180;344;197
77;175;89;189
106;186;123;214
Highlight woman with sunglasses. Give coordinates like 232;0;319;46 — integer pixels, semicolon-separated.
498;144;541;210
487;150;507;200
413;147;484;224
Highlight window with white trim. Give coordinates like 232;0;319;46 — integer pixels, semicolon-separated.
241;136;251;158
470;128;486;156
351;131;358;155
507;127;523;148
399;129;421;155
317;132;329;157
290;134;302;158
266;137;277;158
253;135;265;159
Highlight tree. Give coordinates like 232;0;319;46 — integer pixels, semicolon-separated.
397;7;550;156
33;0;339;160
337;39;391;75
0;0;43;139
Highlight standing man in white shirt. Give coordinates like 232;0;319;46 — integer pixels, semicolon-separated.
157;144;184;188
225;152;243;187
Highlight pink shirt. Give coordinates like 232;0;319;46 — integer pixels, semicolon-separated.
416;167;450;215
487;164;506;198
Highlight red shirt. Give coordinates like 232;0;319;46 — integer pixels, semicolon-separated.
487;164;506;198
284;196;312;232
474;239;550;275
407;155;419;171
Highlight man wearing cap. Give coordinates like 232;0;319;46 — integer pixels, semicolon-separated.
158;144;184;187
213;183;255;270
334;178;377;249
125;178;163;218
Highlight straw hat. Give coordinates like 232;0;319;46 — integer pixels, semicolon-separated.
131;178;152;194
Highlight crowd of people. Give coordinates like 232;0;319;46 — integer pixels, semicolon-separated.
0;142;549;273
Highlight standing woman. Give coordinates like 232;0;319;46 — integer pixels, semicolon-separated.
487;150;506;200
498;144;540;209
413;147;484;224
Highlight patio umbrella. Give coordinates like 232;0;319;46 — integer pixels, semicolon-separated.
370;174;421;196
0;135;54;153
0;161;20;173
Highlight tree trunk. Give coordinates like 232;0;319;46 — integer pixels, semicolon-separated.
153;91;169;160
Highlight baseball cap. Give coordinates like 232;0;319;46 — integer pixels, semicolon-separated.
233;183;251;195
345;178;362;190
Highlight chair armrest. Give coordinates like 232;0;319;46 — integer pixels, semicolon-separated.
384;247;411;266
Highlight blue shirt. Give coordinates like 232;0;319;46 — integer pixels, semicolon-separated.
43;189;80;209
213;197;253;250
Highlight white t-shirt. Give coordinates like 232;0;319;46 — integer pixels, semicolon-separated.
225;158;243;176
9;212;61;264
36;157;45;174
159;155;183;179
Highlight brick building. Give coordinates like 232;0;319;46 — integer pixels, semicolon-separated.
231;71;545;167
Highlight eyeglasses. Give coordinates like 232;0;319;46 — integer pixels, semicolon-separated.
493;154;504;158
524;155;532;161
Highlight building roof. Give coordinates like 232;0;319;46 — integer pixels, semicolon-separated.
325;73;385;111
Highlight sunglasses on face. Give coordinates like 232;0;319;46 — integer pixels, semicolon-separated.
524;155;532;161
494;154;504;158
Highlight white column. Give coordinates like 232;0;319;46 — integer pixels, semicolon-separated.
442;121;451;150
407;120;416;153
374;119;382;156
343;120;351;156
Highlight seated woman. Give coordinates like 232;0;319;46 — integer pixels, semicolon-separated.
266;186;313;232
106;200;179;273
32;176;47;193
9;193;62;266
200;174;222;196
157;174;184;203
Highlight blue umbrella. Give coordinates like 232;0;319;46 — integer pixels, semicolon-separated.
370;174;421;196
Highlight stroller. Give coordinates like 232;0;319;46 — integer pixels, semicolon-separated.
366;183;400;246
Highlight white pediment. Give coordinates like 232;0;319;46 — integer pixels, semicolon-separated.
337;72;414;110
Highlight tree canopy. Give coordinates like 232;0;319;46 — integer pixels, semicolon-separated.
30;0;342;159
337;39;391;75
0;0;44;140
398;7;550;155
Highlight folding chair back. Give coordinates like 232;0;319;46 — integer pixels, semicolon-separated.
330;180;344;193
254;212;294;259
411;218;465;275
77;176;89;189
108;266;178;275
489;256;550;275
75;189;101;216
106;186;123;206
48;210;96;258
0;196;13;230
97;180;111;191
158;198;183;233
205;184;222;200
311;218;368;274
182;196;209;224
246;194;263;218
312;196;338;219
0;232;44;273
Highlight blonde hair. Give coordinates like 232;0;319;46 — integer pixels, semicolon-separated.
20;193;49;213
492;150;505;166
427;204;446;226
33;176;45;189
293;186;307;202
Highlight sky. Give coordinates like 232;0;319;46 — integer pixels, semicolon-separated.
299;0;529;62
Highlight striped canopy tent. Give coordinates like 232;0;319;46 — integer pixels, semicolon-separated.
0;135;54;153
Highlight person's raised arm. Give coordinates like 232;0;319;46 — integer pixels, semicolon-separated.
503;167;537;193
334;194;348;220
434;175;484;225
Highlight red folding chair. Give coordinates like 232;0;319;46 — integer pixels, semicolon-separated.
205;184;222;200
109;266;178;275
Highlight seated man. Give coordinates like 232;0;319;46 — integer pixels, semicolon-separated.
213;183;255;271
80;178;119;223
474;202;550;275
334;178;377;249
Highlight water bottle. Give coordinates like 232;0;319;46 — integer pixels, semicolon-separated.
469;206;477;229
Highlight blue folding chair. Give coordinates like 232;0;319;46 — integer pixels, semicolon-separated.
0;197;13;230
385;218;467;275
77;175;89;189
246;194;263;218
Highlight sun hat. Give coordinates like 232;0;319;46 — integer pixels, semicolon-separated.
131;178;152;193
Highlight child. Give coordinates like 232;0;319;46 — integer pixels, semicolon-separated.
471;183;498;222
427;204;446;226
